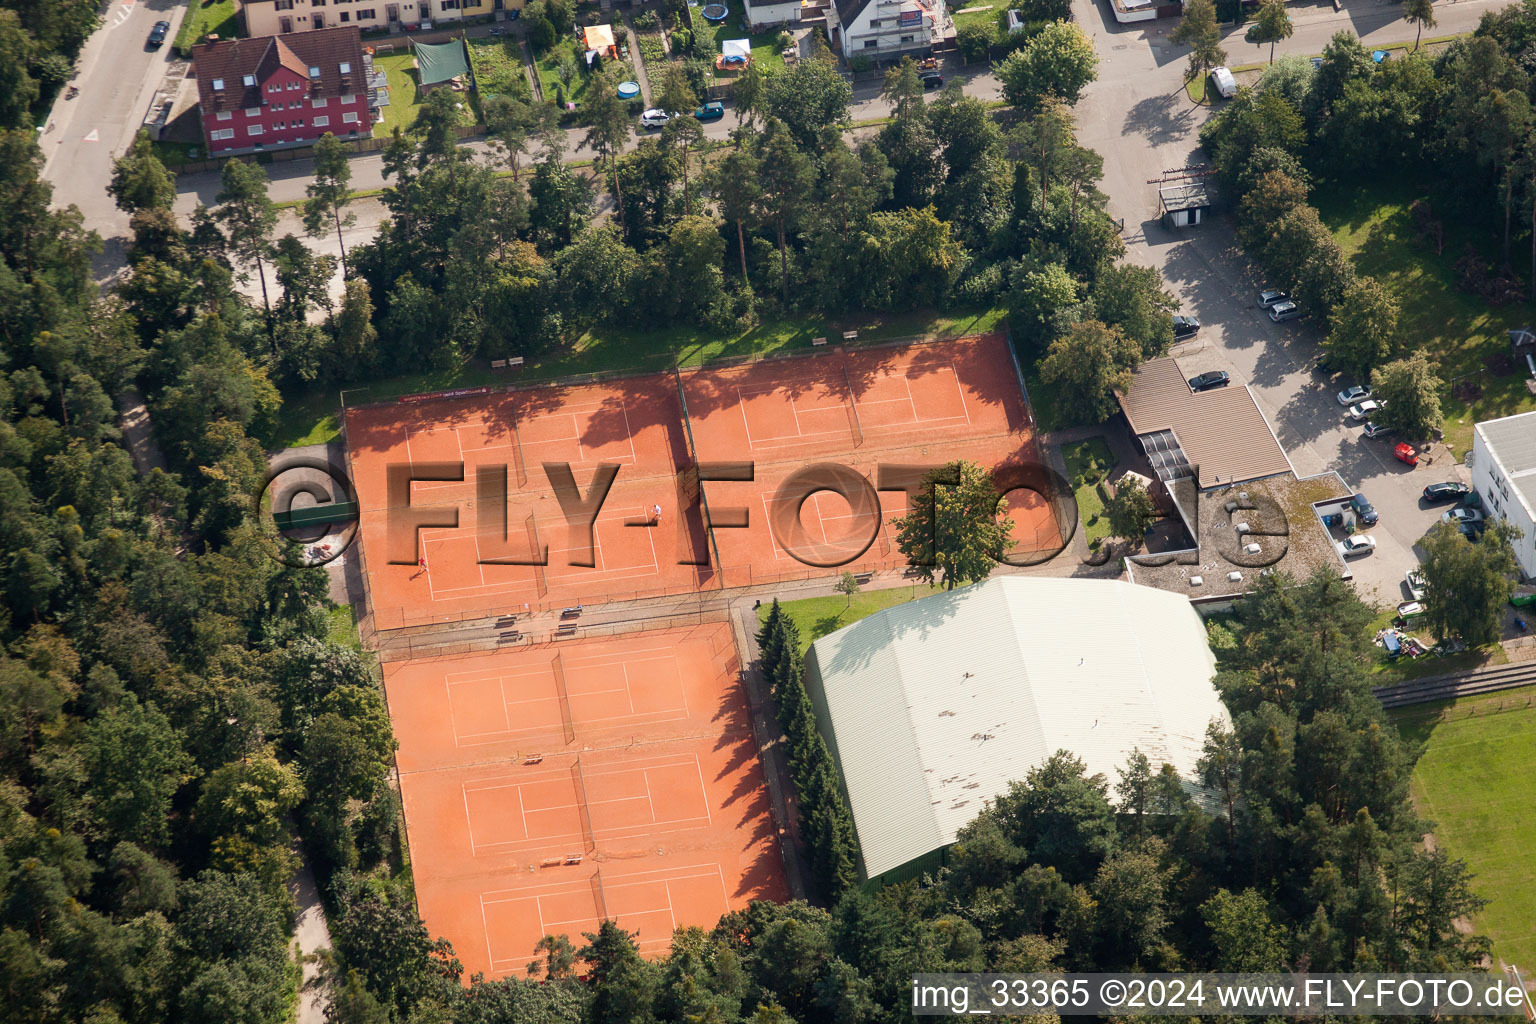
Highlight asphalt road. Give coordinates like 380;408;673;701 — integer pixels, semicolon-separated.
41;0;192;280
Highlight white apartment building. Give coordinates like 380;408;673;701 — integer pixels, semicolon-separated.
1470;410;1536;580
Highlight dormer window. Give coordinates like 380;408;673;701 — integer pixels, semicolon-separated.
338;62;351;74
242;74;256;87
309;66;322;79
212;77;225;90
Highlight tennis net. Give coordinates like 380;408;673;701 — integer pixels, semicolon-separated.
570;757;596;853
528;511;548;597
590;866;609;922
552;652;574;744
841;358;864;448
671;357;725;575
511;409;528;488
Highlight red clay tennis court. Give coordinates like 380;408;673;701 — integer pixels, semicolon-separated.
680;334;1061;587
344;334;1061;627
384;624;787;977
346;377;714;629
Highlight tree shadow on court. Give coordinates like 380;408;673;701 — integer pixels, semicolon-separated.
734;838;793;902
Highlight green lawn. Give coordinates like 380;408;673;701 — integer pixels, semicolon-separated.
1392;689;1536;970
534;38;635;112
1061;437;1115;550
706;14;788;80
468;37;534;102
1315;176;1536;457
373;52;479;138
952;6;1000;29
756;585;947;655
174;0;240;56
267;306;1007;449
326;604;364;649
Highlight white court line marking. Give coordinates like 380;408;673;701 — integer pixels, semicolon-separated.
644;772;657;822
463;756;711;852
623;665;636;714
463;786;476;851
414;500;668;597
480;898;495;973
695;757;713;826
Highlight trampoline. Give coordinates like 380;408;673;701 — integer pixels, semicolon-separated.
617;80;640;99
702;3;728;20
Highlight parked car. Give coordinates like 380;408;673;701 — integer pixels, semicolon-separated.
1406;570;1427;601
1337;534;1378;557
640;108;672;128
1348;399;1381;421
1363;421;1394;439
920;71;944;89
1337;385;1371;406
1442;507;1485;525
148;20;171;47
1173;315;1200;340
1210;66;1237;99
1393;442;1419;466
1257;289;1290;308
1188;370;1230;392
1268;300;1302;322
692;101;725;121
1422;481;1470;502
1350;493;1378;526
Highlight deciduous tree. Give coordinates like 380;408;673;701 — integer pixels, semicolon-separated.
1105;476;1158;542
1421;520;1520;646
1405;0;1436;49
1324;276;1401;381
109;130;177;214
1038;319;1140;423
1248;0;1294;64
996;21;1099;110
893;459;1014;590
1171;0;1225;94
1370;350;1443;440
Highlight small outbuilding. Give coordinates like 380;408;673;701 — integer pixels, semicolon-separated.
413;39;471;92
583;24;619;59
1159;180;1212;227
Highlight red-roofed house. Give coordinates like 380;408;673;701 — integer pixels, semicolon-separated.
192;27;373;156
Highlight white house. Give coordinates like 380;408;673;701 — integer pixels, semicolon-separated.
829;0;954;61
1470;411;1536;581
745;0;802;30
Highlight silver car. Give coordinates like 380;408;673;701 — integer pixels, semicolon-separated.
1268;300;1302;322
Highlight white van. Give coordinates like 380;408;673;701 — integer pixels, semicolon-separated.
1209;66;1237;100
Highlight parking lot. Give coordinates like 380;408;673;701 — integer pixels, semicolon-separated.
1157;226;1472;607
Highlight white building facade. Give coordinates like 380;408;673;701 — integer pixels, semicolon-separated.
241;0;515;38
830;0;954;60
1470;410;1536;581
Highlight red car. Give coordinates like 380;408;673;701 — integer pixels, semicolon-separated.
1393;442;1419;466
